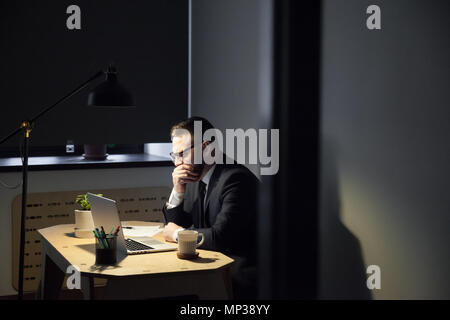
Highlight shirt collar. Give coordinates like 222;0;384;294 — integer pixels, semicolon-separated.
201;164;216;186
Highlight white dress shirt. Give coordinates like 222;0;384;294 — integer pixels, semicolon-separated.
166;165;216;241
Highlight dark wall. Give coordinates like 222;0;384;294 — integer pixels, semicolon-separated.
190;0;267;178
320;0;450;299
191;0;261;131
0;0;187;149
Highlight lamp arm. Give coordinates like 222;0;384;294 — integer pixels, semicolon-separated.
0;70;104;146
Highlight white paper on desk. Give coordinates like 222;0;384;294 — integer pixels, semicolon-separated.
122;225;163;238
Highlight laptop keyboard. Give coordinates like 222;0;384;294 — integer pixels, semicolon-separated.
125;238;153;251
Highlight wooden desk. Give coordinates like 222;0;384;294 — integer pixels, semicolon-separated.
36;221;234;300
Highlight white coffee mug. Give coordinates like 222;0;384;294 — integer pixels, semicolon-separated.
178;230;204;256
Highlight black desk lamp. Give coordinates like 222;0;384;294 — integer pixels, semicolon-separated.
0;64;134;300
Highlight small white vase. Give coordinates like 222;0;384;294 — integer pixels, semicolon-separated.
74;210;95;238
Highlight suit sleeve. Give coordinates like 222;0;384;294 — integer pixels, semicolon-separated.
194;172;257;253
162;199;193;228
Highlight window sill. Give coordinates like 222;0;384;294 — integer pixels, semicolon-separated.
0;154;173;172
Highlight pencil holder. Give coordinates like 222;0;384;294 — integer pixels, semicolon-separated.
95;235;117;265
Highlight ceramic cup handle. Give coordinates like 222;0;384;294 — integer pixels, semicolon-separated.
196;233;204;247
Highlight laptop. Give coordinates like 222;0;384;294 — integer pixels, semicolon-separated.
87;193;176;255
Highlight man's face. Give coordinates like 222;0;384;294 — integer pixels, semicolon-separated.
172;134;204;174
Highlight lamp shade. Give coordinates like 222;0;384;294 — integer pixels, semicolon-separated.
87;66;135;107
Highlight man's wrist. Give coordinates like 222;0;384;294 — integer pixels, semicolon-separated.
174;186;185;194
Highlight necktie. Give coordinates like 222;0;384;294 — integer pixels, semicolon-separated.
198;181;206;228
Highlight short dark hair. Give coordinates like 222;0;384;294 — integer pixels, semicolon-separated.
170;116;215;143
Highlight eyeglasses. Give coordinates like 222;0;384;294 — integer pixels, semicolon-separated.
169;144;195;163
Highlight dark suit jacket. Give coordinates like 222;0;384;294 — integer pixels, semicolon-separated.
162;162;259;298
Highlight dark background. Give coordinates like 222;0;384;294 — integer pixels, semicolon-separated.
0;0;449;300
319;0;450;299
0;0;187;151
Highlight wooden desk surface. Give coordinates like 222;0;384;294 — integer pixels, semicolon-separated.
37;221;233;279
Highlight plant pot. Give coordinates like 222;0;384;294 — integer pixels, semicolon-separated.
74;210;95;238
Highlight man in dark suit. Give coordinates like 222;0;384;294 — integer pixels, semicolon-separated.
162;117;259;299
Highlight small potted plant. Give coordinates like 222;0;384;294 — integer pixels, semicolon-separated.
74;193;102;238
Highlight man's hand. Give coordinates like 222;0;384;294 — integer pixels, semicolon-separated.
163;222;183;242
172;164;200;193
